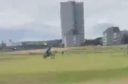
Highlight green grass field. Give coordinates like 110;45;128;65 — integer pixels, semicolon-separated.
0;46;128;84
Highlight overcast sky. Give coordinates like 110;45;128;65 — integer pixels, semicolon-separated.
0;0;128;42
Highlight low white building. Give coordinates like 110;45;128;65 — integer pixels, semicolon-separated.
103;27;128;46
103;27;121;46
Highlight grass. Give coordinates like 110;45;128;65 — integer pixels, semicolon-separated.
0;46;128;84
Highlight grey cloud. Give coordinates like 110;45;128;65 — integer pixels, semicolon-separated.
0;0;128;41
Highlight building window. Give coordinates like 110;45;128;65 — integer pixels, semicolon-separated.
63;36;67;46
103;33;107;44
113;32;118;42
113;32;118;39
73;36;77;45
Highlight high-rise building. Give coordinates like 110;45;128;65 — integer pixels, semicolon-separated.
60;1;85;47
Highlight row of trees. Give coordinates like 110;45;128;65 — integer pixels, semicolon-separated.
121;34;128;44
84;34;128;46
0;41;6;49
84;37;102;46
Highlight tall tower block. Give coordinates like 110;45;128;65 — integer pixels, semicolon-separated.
60;1;85;47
